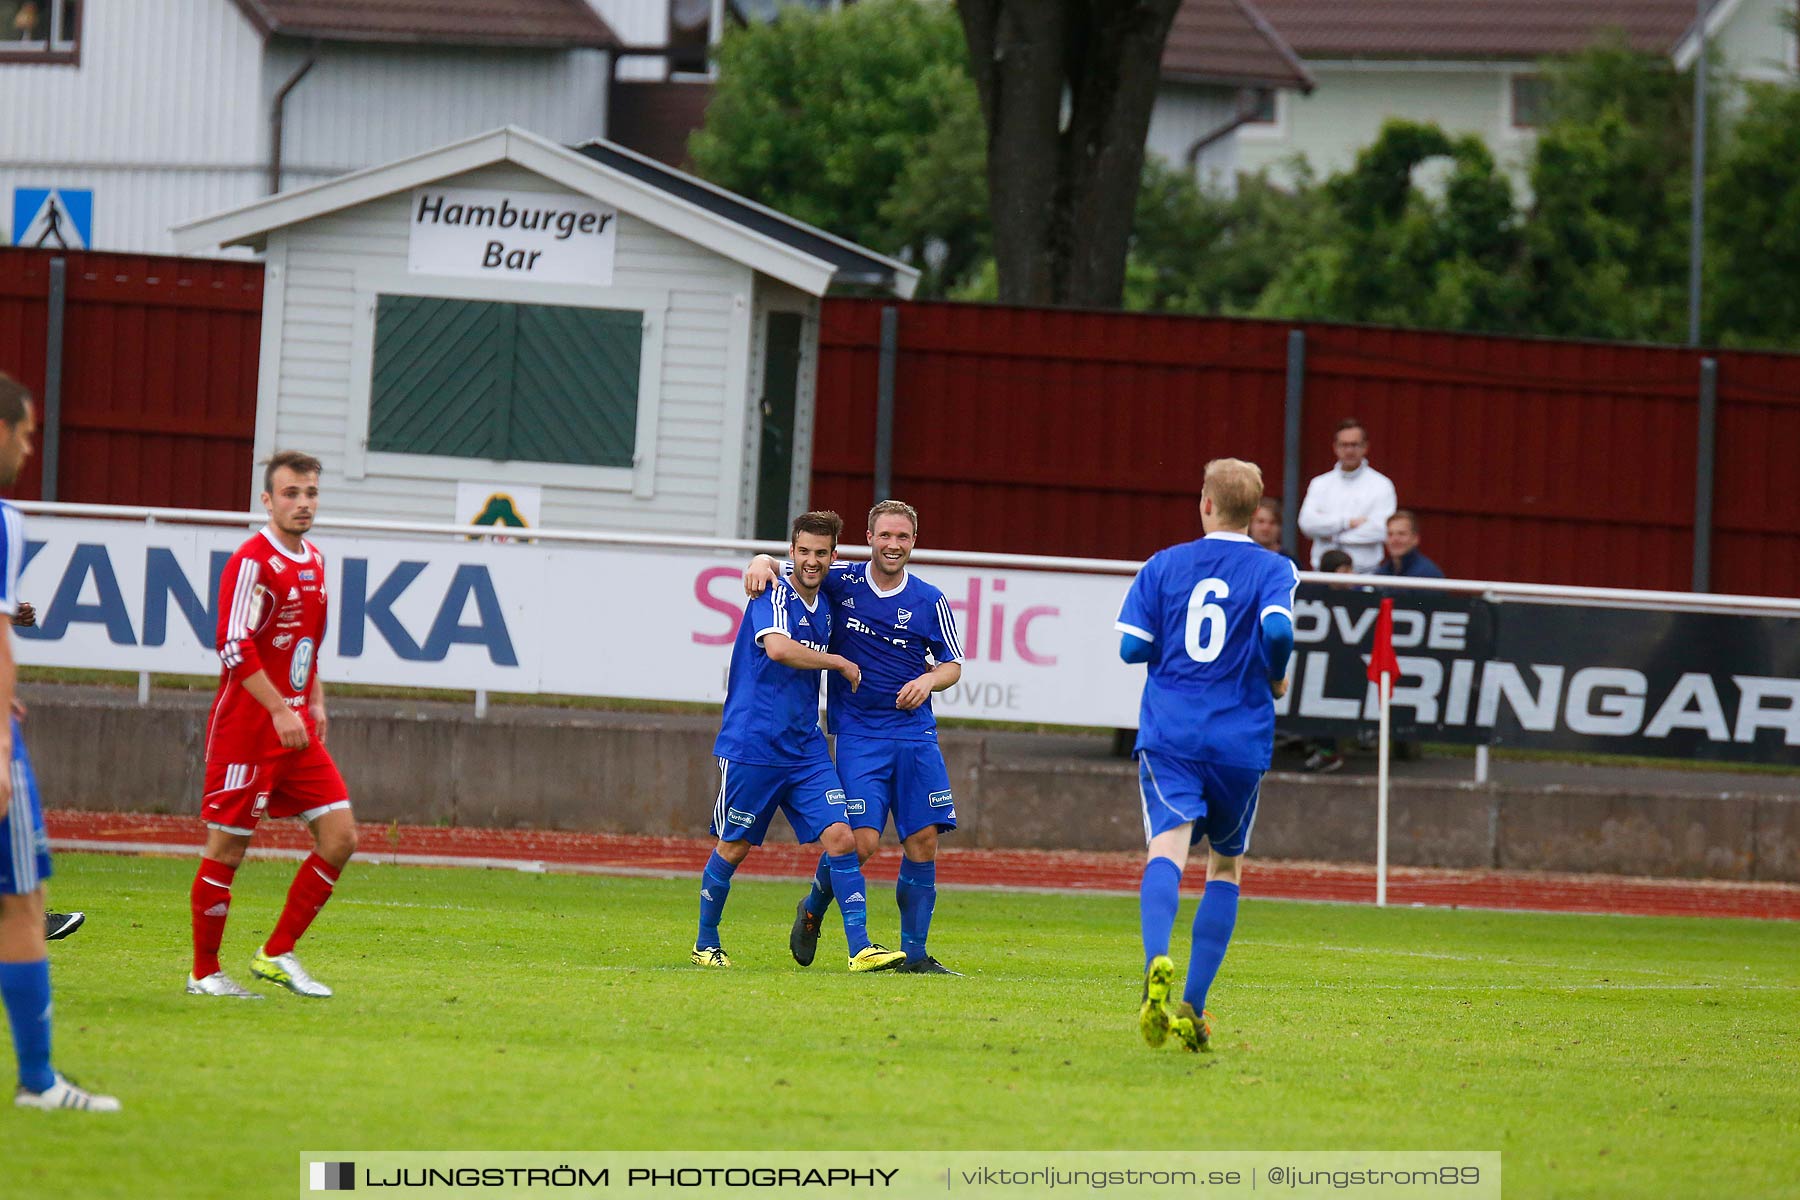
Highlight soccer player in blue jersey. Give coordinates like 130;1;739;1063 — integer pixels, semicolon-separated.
697;510;907;973
746;499;965;975
1115;458;1297;1053
0;374;118;1111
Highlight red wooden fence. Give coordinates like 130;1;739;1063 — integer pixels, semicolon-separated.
4;249;1795;596
0;249;263;510
813;298;1800;597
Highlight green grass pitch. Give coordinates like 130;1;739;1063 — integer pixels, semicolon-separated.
6;853;1798;1198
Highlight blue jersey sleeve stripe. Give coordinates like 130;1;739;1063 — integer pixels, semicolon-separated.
0;504;20;616
1113;620;1154;642
935;595;964;661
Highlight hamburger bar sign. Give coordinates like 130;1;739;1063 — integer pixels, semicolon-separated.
407;186;617;285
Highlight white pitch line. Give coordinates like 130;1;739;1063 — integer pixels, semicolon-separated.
1224;981;1798;991
1233;938;1776;985
50;840;1799;926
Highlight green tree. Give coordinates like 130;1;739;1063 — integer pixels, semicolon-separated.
1251;120;1527;330
1708;81;1800;349
1523;41;1709;342
1124;159;1327;315
688;0;988;296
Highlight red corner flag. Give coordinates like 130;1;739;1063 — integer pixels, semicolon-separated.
1367;597;1400;683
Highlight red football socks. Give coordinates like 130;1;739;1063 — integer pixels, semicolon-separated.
261;853;340;958
190;858;237;979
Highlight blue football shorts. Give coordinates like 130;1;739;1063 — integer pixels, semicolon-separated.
1136;749;1262;857
709;756;848;846
1;727;53;895
834;734;957;841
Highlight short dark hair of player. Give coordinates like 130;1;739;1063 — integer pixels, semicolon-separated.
1320;549;1354;573
1202;457;1264;527
1257;497;1282;518
867;499;918;535
791;510;843;545
1336;417;1367;439
263;450;322;495
1390;508;1419;533
0;372;31;428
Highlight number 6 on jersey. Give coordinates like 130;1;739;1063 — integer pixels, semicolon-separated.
1185;578;1229;663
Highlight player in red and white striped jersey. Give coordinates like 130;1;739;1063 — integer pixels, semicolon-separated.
186;451;357;1001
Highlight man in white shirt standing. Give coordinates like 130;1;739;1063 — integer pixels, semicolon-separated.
1297;418;1396;572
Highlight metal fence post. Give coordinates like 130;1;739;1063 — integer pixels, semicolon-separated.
873;305;898;504
1282;329;1305;552
42;257;67;502
1693;357;1718;591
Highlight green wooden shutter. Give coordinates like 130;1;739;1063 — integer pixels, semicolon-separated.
511;305;642;468
368;296;513;457
368;296;642;469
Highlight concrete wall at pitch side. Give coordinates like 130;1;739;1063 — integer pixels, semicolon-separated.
23;686;1799;883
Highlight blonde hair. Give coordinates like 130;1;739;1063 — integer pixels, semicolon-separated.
1203;458;1264;527
867;499;919;535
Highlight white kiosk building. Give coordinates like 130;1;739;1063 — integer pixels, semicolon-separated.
174;126;916;538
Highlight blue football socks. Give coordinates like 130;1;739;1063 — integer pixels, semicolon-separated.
896;858;937;961
0;958;55;1093
803;852;834;919
1139;856;1183;967
1184;880;1241;1012
826;852;872;954
696;850;738;949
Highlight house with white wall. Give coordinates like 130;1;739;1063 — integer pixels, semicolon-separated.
0;0;619;254
1226;0;1800;186
1146;0;1314;187
172;126;916;536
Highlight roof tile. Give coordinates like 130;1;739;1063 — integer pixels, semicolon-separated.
235;0;619;49
1164;0;1315;89
1247;0;1712;60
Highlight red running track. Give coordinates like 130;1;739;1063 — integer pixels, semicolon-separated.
47;810;1800;921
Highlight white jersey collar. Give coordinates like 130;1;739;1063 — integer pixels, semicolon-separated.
1204;531;1254;542
261;526;310;562
866;568;909;599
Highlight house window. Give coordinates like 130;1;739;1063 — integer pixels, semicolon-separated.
0;0;80;62
667;0;713;74
1244;87;1278;125
369;296;643;469
1510;75;1550;129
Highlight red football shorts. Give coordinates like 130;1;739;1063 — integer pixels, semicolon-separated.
200;741;351;835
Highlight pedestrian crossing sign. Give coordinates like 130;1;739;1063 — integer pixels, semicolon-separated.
12;188;93;250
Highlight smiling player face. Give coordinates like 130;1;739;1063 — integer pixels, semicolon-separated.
789;529;836;599
262;466;319;545
866;513;915;584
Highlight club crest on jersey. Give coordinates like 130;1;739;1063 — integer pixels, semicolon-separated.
273;634;294;650
268;557;286;574
897;609;912;626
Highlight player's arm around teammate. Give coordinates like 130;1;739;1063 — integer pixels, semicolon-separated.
697;514;906;972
